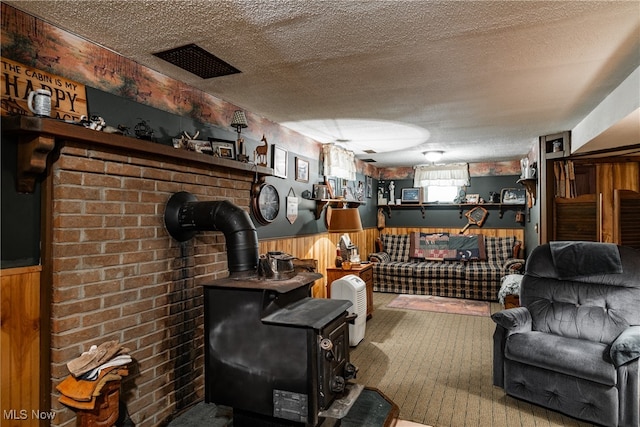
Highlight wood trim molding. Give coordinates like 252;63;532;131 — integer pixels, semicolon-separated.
16;134;55;193
2;116;274;193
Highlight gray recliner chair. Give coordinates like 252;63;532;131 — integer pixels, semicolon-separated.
492;242;640;427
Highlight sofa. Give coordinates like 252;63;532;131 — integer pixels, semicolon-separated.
369;232;524;301
492;242;640;427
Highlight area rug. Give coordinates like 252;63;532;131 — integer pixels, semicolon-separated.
386;294;491;317
397;420;433;427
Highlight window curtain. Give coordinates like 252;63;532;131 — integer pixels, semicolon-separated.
413;163;470;187
323;144;356;181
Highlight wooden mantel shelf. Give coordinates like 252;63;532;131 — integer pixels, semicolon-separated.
2;116;274;193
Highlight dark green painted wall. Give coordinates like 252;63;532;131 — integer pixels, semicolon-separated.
378;177;526;230
1;88;524;267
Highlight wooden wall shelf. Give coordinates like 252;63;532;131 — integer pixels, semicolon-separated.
2;116;274;193
379;202;525;219
313;198;365;219
517;178;537;206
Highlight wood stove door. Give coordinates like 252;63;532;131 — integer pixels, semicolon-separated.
317;313;350;410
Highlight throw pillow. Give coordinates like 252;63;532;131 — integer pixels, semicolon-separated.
485;236;516;262
381;234;411;262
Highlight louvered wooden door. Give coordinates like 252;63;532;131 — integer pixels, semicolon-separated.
553;194;598;241
614;189;640;249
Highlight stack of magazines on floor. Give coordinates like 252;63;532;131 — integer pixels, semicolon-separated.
57;340;132;410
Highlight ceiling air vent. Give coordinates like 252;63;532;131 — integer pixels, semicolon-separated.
153;44;240;79
361;158;377;163
363;149;377;154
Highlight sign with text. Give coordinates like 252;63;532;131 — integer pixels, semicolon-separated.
1;57;87;120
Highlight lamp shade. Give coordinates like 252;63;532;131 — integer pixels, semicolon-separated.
328;208;363;233
230;110;248;129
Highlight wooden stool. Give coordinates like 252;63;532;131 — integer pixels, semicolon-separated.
76;380;120;427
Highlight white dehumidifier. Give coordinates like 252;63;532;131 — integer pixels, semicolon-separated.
330;275;367;346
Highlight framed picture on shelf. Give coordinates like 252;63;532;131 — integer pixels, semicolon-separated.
209;138;235;159
326;177;337;199
355;180;365;201
272;145;288;178
344;186;354;201
466;193;480;204
501;188;526;205
295;157;309;182
401;188;421;203
366;176;372;198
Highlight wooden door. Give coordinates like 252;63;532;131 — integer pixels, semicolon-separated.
598;162;640;243
553;194;598;241
614;189;640;248
1;266;41;427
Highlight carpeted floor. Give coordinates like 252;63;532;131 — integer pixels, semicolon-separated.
386;294;491;317
349;292;595;427
166;397;432;427
167;292;593;427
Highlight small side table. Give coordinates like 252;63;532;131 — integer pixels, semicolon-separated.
326;263;374;319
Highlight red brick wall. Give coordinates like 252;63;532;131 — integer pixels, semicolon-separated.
49;142;253;426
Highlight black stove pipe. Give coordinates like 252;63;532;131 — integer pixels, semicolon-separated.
164;191;259;275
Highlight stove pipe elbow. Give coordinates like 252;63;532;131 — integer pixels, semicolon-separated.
164;191;259;275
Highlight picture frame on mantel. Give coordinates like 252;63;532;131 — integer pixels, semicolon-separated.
209;138;235;159
272;145;288;178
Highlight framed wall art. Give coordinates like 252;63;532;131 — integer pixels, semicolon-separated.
501;188;526;205
295;157;309;182
272;145;288;178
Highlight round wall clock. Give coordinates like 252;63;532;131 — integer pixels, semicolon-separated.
252;183;280;225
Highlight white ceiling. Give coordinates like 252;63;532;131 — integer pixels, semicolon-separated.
7;0;639;167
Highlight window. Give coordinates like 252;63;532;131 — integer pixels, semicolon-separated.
322;144;356;181
425;185;459;203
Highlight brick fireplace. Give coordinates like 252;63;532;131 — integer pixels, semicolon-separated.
9;117;271;427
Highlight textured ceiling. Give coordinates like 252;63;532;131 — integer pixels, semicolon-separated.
7;0;639;167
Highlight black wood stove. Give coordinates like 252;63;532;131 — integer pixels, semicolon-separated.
204;273;357;426
164;193;360;426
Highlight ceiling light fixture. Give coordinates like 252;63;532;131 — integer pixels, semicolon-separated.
423;151;444;163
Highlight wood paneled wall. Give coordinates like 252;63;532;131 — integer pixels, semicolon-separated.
1;266;41;427
259;227;379;298
597;162;640;243
259;226;525;297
